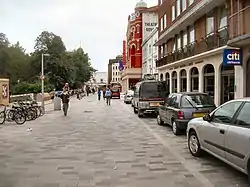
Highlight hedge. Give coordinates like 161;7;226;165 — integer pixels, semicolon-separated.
13;82;54;95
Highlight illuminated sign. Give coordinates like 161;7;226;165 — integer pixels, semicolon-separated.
223;49;242;66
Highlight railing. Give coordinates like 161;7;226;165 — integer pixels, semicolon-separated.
156;27;229;68
229;5;250;39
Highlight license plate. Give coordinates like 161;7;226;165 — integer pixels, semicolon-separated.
150;102;159;107
192;113;207;118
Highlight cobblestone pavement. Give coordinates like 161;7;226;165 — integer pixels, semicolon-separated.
0;95;248;187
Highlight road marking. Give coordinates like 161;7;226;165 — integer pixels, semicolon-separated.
120;101;214;187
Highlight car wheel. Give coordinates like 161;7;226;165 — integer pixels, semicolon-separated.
188;131;202;157
157;114;164;125
172;120;180;135
138;109;143;118
133;107;138;114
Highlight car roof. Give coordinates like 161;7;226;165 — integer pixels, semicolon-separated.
226;97;250;102
173;92;209;96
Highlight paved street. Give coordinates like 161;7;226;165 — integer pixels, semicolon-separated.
0;95;249;187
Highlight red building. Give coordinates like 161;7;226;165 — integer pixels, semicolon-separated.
121;0;158;91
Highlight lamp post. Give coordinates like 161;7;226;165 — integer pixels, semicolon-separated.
41;53;50;112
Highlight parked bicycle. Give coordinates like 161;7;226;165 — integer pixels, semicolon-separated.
0;105;26;125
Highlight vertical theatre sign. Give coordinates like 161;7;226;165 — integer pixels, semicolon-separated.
223;49;242;66
122;40;126;69
0;78;10;106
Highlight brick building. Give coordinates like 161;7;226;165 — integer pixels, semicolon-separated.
154;0;250;106
121;0;158;91
107;55;122;84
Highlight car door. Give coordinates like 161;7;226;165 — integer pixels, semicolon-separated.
160;94;173;122
199;101;243;159
166;94;177;124
225;101;250;170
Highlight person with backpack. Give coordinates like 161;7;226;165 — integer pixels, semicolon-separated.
105;87;112;105
61;88;70;116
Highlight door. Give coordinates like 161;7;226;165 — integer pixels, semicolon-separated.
225;102;250;170
160;94;173;123
166;94;178;124
199;101;243;159
221;74;235;104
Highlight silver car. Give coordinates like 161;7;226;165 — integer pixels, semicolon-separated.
124;90;134;104
187;98;250;181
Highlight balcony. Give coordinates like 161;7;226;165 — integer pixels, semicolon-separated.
228;5;250;47
156;27;229;68
121;67;142;79
156;0;225;45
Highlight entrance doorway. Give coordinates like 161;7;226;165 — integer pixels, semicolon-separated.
172;71;177;93
203;64;215;98
180;69;187;92
165;73;170;92
190;67;199;92
220;65;235;104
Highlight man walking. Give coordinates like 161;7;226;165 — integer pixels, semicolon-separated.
61;88;70;116
105;87;112;105
97;88;101;101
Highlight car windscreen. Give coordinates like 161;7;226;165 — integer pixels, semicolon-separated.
140;82;166;98
181;94;215;108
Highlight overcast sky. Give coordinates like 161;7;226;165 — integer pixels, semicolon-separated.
1;0;157;72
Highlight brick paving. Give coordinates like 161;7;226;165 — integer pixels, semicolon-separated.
0;95;248;187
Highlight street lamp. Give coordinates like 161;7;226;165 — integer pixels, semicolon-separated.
41;53;50;112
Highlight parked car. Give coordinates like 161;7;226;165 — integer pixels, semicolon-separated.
157;92;216;135
133;80;168;118
124;90;134;104
111;87;120;99
187;98;250;181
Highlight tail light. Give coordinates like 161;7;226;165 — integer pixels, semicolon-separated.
177;111;184;119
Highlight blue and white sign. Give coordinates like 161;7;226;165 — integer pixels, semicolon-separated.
223;49;242;66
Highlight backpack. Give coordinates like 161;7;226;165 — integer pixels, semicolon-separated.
105;90;111;97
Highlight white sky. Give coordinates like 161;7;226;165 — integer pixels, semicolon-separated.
0;0;157;71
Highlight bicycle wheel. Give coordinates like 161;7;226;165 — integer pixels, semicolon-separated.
35;107;41;117
14;111;26;125
0;111;6;124
26;109;36;121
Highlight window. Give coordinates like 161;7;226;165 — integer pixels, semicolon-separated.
160;17;163;31
183;31;187;46
234;102;250;127
176;0;181;17
212;101;242;124
136;25;140;33
218;6;227;30
206;12;214;35
189;26;195;43
172;39;176;52
116;66;118;70
182;0;187;11
164;43;167;56
163;14;167;29
188;0;194;6
172;5;175;21
177;36;181;49
181;94;215;108
160;46;164;57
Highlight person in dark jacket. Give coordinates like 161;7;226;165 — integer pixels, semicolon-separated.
97;88;101;100
61;89;70;116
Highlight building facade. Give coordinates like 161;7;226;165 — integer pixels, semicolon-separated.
155;0;250;107
107;55;122;84
142;27;158;77
121;0;158;91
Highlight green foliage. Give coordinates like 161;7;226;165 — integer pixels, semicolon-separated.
0;31;94;94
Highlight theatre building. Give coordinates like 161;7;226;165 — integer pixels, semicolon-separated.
155;0;250;106
121;0;158;91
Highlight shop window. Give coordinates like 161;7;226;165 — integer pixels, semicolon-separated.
172;5;176;21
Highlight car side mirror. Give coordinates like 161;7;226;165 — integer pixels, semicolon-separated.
203;114;211;122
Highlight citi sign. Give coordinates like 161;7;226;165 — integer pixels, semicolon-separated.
223;49;242;66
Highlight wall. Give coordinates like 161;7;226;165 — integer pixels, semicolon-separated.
94;72;107;83
142;12;158;40
111;62;122;83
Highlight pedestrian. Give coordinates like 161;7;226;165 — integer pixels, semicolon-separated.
105;87;112;105
97;88;101;100
103;88;106;100
61;88;70;116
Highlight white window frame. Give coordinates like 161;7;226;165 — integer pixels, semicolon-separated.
176;0;181;17
182;0;187;11
206;14;215;35
188;0;194;6
172;5;175;21
189;26;195;43
164;14;167;29
160;17;164;31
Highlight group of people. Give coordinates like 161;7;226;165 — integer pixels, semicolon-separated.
97;87;112;105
